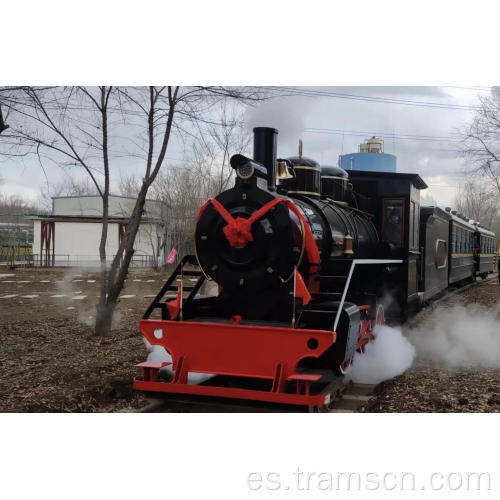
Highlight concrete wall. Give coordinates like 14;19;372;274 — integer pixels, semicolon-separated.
33;220;165;267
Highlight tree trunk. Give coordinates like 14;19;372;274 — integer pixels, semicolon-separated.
95;300;116;337
95;87;111;337
0;103;9;134
94;184;149;336
95;193;110;336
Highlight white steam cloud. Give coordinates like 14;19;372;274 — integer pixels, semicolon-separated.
244;96;309;154
407;304;500;368
350;325;416;384
349;302;500;385
143;338;213;385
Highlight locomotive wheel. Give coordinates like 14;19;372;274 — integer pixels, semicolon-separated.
375;304;385;327
355;304;384;356
339;358;352;375
334;357;353;377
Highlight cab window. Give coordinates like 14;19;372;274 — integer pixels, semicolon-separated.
382;199;404;247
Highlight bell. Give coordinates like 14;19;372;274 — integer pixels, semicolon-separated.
277;160;294;180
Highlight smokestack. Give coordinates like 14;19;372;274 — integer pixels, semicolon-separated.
253;127;278;191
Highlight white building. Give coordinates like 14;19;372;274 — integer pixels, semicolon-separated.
29;195;166;267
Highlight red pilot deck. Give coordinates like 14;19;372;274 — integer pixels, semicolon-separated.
134;319;336;406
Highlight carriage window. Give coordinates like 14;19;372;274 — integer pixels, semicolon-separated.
382;199;404;247
410;200;419;249
435;239;448;269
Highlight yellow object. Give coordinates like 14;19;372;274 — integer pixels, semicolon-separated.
343;234;354;256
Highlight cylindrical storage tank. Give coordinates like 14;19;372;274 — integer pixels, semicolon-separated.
339;152;396;173
286;156;321;199
320;165;348;202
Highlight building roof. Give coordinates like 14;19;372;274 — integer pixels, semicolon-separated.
50;194;165;219
50;193;156;201
24;214;163;224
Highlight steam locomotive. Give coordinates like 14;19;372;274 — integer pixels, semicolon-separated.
134;127;497;408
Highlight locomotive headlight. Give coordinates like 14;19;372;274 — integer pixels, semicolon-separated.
236;162;254;180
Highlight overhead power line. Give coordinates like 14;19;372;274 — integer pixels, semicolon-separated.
264;86;482;111
305;127;463;144
442;85;492;93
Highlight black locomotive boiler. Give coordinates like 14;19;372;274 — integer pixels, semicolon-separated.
134;126;496;408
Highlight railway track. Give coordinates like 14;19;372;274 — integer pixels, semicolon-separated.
128;274;498;413
130;378;376;413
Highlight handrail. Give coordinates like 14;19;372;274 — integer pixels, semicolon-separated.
333;259;403;331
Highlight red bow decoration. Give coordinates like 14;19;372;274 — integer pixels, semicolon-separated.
197;196;320;278
222;216;253;248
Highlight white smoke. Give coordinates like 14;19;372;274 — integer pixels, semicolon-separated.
407;303;500;368
244;96;309;154
349;325;416;384
349;302;500;385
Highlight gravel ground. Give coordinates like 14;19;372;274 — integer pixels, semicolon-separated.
0;266;174;412
361;276;500;413
1;267;498;412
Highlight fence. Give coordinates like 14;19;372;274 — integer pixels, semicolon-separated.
28;254;157;268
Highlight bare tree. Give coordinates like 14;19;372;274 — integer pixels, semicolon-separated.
454;179;500;226
3;86;262;336
118;174;141;198
151;104;251;262
0;102;8;135
462;92;500;196
0;87;19;135
39;176;97;212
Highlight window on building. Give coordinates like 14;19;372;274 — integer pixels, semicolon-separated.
382;199;404;247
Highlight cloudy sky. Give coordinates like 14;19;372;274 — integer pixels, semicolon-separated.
1;86;489;208
245;86;490;207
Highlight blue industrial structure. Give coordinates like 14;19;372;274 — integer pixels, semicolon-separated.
339;137;397;173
